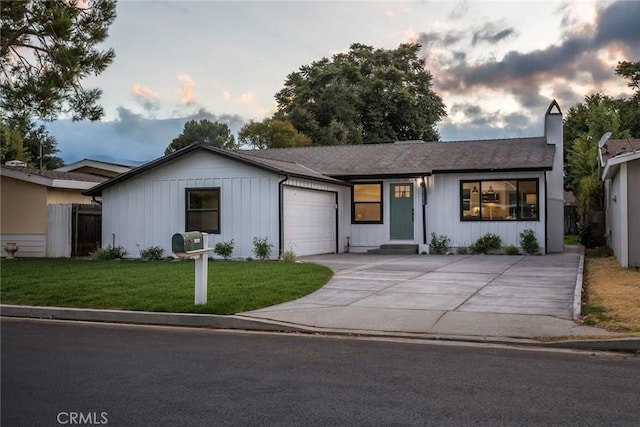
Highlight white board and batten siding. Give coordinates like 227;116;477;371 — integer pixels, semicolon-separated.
426;172;547;252
101;151;280;259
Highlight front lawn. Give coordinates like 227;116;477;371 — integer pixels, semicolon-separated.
0;258;332;315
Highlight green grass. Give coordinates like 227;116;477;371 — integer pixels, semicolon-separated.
564;234;580;245
0;258;332;315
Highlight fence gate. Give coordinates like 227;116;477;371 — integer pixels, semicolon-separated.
71;204;102;257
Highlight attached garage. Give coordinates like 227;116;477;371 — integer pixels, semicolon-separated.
283;186;337;256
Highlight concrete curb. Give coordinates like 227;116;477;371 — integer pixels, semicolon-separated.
2;304;639;353
0;305;308;333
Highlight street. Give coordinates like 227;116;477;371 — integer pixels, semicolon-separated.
2;318;639;426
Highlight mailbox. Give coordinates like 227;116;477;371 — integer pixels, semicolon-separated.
172;232;204;253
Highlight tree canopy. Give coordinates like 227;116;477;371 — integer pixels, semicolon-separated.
165;120;237;155
1;0;117;122
274;43;446;145
238;118;310;149
563;61;639;223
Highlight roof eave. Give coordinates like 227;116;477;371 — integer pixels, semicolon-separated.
432;166;552;174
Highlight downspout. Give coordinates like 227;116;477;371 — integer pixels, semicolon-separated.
278;174;289;257
421;176;428;245
92;196;102;205
544;172;548;254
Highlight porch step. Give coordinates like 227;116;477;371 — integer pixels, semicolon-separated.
367;244;419;255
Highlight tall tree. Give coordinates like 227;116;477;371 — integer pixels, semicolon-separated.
274;43;446;145
0;118;29;164
1;0;117;122
165;120;237;155
615;60;640;138
239;118;310;149
565;94;630;221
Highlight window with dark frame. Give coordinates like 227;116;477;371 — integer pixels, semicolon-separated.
186;188;220;233
460;179;539;221
352;182;383;223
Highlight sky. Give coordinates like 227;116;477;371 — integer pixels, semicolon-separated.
45;0;640;165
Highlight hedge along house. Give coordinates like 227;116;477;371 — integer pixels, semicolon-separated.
85;100;564;258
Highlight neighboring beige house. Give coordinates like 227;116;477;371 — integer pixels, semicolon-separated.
601;138;640;268
1;164;106;257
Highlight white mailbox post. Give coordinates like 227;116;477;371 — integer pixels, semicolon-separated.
172;232;214;305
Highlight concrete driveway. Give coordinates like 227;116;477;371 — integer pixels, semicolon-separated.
241;250;610;338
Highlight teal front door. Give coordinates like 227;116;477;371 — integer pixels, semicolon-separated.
390;183;414;240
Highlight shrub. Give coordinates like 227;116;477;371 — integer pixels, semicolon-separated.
252;236;273;260
214;239;235;260
429;232;450;255
93;245;127;260
469;233;502;254
456;246;469;255
578;221;589;246
505;245;520;255
281;249;297;262
139;246;164;260
519;229;540;255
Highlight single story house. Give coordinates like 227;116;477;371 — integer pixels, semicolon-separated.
600;138;640;267
85;100;565;259
1;164;106;257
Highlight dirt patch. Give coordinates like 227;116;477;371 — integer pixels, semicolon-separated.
583;256;640;332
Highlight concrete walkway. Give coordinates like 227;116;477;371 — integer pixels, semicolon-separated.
240;252;611;339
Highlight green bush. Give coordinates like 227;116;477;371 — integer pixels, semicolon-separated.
252;236;273;260
469;233;502;254
456;246;469;255
519;229;540;255
578;221;590;246
139;246;164;260
214;239;235;260
93;245;127;260
429;232;450;255
505;245;520;255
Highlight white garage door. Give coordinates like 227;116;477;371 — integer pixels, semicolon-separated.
283;187;336;256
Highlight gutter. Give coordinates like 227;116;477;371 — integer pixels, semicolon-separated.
278;174;289;257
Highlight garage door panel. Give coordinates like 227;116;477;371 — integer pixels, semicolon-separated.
283;187;336;256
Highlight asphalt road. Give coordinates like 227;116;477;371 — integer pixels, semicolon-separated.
2;318;639;427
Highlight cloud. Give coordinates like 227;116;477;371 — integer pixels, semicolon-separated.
471;23;516;46
429;0;639;120
130;84;159;111
178;74;196;106
448;0;469;20
47;107;245;164
222;90;255;106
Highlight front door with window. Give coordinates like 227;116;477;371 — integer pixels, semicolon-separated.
390;183;414;240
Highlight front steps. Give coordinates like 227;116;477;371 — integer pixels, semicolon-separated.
367;244;419;255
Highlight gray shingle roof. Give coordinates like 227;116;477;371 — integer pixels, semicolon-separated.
601;139;640;163
85;136;556;196
242;137;555;177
